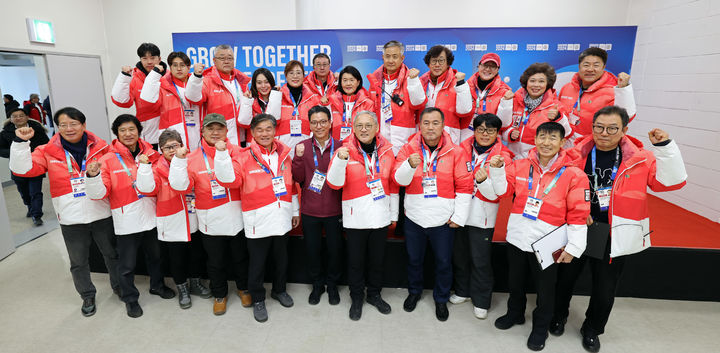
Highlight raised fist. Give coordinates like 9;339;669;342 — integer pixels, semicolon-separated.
138;154;150;164
510;129;520;141
121;66;133;75
215;140;227;152
408;153;422;169
295;144;305;157
503;90;514;100
336;146;349;160
617;72;631;88
489;155;505;168
547;107;559;121
86;161;101;177
408;68;420;79
243;90;252;98
455;71;466;82
15;126;35;141
320;96;329;105
648;128;669;145
193;63;205;75
475;167;488;183
175;146;189;159
155;65;164;73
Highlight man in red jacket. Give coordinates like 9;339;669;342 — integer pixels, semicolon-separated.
304;53;336;106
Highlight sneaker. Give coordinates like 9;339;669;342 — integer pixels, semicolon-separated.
349;299;363;321
308;285;325;305
449;294;470;304
271;291;294;308
549;317;566;336
435;301;449;322
188;278;211;298
81;297;96;317
149;285;176;299
213;297;227;316
494;313;525;330
527;331;548;351
403;293;421;312
327;285;340;305
176;282;191;309
366;295;391;315
253;301;268;322
473;306;488;319
32;216;43;226
126;301;143;318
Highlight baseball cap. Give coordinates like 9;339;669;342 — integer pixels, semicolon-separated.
480;53;501;67
202;113;226;127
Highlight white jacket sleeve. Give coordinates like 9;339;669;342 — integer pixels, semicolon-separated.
185;73;204;103
476;178;498;201
9;140;32;174
139;69;162;104
390;193;399;222
614;84;636;119
557;115;573;138
406;76;426;106
650;139;687;187
111;72;133;104
135;163;156;193
237;96;255;127
292;194;300;217
496;99;514;128
84;173;107;200
393;160;416;186
450;193;472;227
455;82;473;115
213;149;235;183
168;156;190;191
489;166;508;196
326;155;348;187
266;90;283;119
564;224;588;258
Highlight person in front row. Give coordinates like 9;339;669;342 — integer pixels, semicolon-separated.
327;110;399;321
393;107;474;322
550;106;686;353
489;121;590;351
215;113;300;323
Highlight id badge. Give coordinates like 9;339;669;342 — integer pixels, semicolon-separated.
422;176;438;198
339;126;352;141
70;177;86;198
272;176;288;196
308;170;327;193
210;179;227;200
522;196;543;220
596;187;611;211
367;178;386;201
185;194;196;214
381;102;393;122
184;109;196;126
290;119;302;137
569;112;581;126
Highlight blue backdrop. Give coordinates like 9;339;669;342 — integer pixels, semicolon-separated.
172;26;637;90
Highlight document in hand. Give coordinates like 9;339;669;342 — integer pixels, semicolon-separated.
531;224;568;270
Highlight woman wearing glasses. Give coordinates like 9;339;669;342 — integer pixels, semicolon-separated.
329;65;375;142
275;60;321;155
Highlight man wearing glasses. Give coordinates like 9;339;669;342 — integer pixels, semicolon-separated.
550;106;686;352
304;53;336;106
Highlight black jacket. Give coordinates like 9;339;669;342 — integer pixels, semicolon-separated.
0;119;49;158
4;100;20;117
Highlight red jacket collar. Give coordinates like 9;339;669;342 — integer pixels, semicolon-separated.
408;131;454;156
305;71;335;90
281;84;316;105
570;133;645;167
468;73;507;96
110;138;157;161
344;133;393;159
571;71;618;93
370;64;409;86
46;131;107;161
420;67;456;90
527;148;573;172
514;87;557;111
204;66;250;87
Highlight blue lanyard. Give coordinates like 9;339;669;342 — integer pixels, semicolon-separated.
360;148;380;178
476;88;487;112
342;100;353;125
528;165;566;198
289;92;299;118
200;148;215;177
591;146;620;189
573;87;584;110
249;148;282;176
65;150;86;176
312;139;335;170
522;107;530;126
419;142;439;175
172;80;189;109
471;149;489;171
115;152;136;184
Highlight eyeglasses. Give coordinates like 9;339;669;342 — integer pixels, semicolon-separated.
429;58;446;66
314;63;329;68
161;143;181;151
592;125;620;135
214;56;234;62
58;122;82;129
474;127;498;135
310;120;329;126
286;71;304;77
355;124;375;131
480;64;499;70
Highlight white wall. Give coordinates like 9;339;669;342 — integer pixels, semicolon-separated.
626;0;720;223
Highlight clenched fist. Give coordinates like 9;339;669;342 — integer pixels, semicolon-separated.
155;65;164;73
648;128;669;145
121;66;133;75
475;167;488;183
138;154;150;164
86;161;101;177
15;126;35;141
175;146;189;159
336;146;349;160
547;106;559;121
455;71;466;82
243;90;252;98
488;155;505;168
408;153;422;168
617;72;631;88
510;129;520;141
503;90;514;100
215;140;227;152
408;68;420;79
320;96;329;105
295;144;305;157
193;63;205;75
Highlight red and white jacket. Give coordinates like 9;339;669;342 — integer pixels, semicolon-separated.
185;66;251;145
490;149;590;257
366;65;427;155
462;73;512;141
136;156;198;242
140;70;201;151
85;139;160;235
9;132;112;225
419;68;474;145
215;140;299;238
304;71;337;102
458;137;515;229
111;64;164;144
237;90;283;142
326;134;399;229
328;88;375;142
558;72;636;139
568;135;686;258
168;138;244;236
393;132;474;228
273;84;321;155
499;88;572;159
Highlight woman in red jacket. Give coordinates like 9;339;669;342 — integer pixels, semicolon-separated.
328;65;375;142
237;68;282;137
276;60;321;154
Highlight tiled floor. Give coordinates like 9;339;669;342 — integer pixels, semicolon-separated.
0;229;719;353
3;178;58;246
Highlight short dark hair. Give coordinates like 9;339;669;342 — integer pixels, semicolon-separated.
3;94;13;101
473;113;502;131
420;107;444;123
312;53;330;66
137;43;160;58
158;129;183;148
337;66;363;95
111;114;143;137
307;105;331;122
519;63;556;90
536;121;565;138
7;108;25;116
54;107;86;126
251;113;277;129
424;45;455;66
167;51;191;66
284;60;305;77
251;68;276;99
593;106;629;127
579;47;608;65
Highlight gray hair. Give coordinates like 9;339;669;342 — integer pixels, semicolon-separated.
29;93;40;100
354;110;378;126
383;40;404;55
158;129;183;148
214;44;233;55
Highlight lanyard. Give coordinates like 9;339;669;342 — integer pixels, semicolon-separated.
65;151;86;176
172;80;189;109
573;87;585;111
420;143;439;175
521;107;530;126
289;92;300;119
115;153;136;184
591;146;620;189
249;148;283;177
471;149;489;171
475;88;488;112
528;165;566;198
200;147;214;177
360;148;380;179
342;99;354;125
312;139;335;170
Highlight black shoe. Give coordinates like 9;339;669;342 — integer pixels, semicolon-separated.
494;313;525;330
435;302;449;321
403;293;421;312
126;301;143;318
327;285;340;305
349;299;363;321
26;210;31;218
271;291;294;308
366;295;391;315
112;287;121;299
32;216;43;226
81;297;96;317
149;285;176;299
549;317;566;336
527;331;548;351
308;286;325;305
581;327;601;353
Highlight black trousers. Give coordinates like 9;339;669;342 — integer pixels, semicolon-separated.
452;226;495;309
301;214;343;288
201;231;249;299
11;174;44;217
247;235;289;303
346;227;387;300
165;232;207;285
116;228;164;303
506;243;558;334
553;237;626;335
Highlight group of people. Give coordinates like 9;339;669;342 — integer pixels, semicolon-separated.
5;40;687;353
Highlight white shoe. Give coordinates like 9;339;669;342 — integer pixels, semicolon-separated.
473;306;488;319
449;294;470;304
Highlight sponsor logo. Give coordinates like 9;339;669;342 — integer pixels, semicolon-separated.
249;169;265;174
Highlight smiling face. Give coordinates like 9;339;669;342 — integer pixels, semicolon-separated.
313;56;330;80
286;64;304;88
160;139;182;161
140;53;160;72
10;110;29;127
201;123;228;146
526;73;548;99
251;120;276;149
57;114;86;143
117;122;139;149
340;72;359;95
255;73;273;98
579;55;605;87
478;61;499;81
213;48;235;75
353;113;378;144
474;122;499;147
170;57;189;81
428;51;449;79
382;46;404;74
309;111;331;141
534;129;564;161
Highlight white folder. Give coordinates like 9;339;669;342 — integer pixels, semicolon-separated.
530;224;568;270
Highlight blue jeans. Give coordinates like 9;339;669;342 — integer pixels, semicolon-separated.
404;216;454;303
